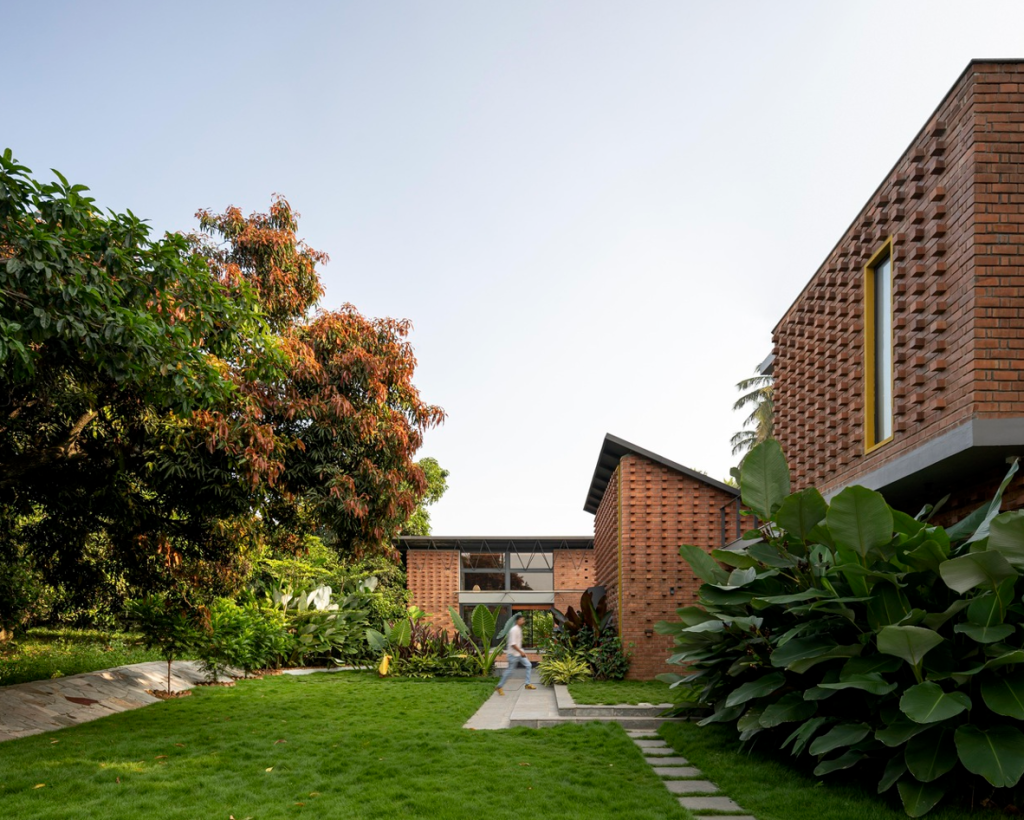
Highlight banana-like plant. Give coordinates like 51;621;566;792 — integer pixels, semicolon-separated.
658;439;1024;817
447;604;516;677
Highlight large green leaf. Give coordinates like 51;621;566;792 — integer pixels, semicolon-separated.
696;702;745;726
902;540;949;574
782;716;832;757
939;550;1017;594
724;671;786;708
470;605;496;645
775;488;828;542
816;673;896;696
989;509;1024;569
981;670;1024;719
813;749;866;776
953;622;1016;644
840;654;902;679
899;681;971;724
898;780;946;818
955;724;1024;788
808;723;871;756
751;588;830;608
866;583;912;631
963;459;1019;544
759;693;817;727
878;756;907;794
747;541;799;568
679;544;729;585
905;726;957;783
921;600;969;630
826;486;894;560
448;606;471;638
877;625;944;669
788;645;862;674
740;439;791;518
388;619;411;647
711;548;759;569
876;717;929;748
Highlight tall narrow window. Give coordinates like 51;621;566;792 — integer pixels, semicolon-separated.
866;241;893;448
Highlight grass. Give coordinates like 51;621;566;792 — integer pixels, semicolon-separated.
568;679;688;705
0;628;163;687
1;672;695;819
659;721;998;819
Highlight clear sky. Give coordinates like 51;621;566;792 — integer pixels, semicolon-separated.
4;2;1023;536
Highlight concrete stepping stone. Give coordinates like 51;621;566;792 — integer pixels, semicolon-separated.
633;739;670;748
653;766;702;777
678;796;744;812
693;816;756;820
665;780;718;794
645;756;688;766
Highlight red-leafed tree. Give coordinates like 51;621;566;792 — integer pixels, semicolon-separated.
186;197;446;557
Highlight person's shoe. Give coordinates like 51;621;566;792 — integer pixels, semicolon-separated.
495;687;505;696
524;684;537;690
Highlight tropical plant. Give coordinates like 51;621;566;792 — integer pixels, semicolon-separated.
730;369;774;458
269;584;371;667
193;598;250;682
538;655;592;686
371;618;477;679
657;438;1024;817
447;605;516;677
126;594;200;694
547;587;631;680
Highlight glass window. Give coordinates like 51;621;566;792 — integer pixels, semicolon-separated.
462;572;505;591
867;244;894;448
510;572;554;591
461;552;503;569
510;553;553;570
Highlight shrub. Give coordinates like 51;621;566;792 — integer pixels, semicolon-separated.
657;440;1024;817
268;584;372;667
539;655;592;686
368;614;478;678
548;587;631;680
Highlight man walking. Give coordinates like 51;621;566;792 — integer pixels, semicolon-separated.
495;614;536;695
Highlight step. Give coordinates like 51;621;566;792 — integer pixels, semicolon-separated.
509;715;688;730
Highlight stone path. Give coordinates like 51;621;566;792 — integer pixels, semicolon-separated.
0;660;212;742
0;661;351;742
629;730;755;819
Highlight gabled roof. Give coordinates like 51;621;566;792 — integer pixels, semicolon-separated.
583;433;739;514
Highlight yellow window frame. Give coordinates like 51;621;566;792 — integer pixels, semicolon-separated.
864;237;895;452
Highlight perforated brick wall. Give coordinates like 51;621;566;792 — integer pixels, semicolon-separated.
772;61;1024;502
405;550;458;631
593;454;738;680
553;549;594;614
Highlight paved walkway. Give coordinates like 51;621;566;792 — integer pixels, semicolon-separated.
0;660;211;742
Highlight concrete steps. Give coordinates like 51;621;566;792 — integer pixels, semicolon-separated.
506;684;688;729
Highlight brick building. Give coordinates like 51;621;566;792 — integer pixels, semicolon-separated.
772;59;1024;519
400;434;740;679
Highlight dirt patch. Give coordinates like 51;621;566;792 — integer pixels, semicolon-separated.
146;689;192;700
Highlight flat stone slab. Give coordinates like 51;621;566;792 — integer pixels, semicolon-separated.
633;739;671;748
665;780;718;794
645;756;689;766
678;796;744;812
694;816;757;820
653;766;703;777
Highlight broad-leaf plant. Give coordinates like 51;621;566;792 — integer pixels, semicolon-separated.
658;439;1024;816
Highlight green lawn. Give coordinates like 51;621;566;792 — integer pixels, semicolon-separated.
568;679;685;705
659;721;998;820
0;628;162;687
1;672;693;820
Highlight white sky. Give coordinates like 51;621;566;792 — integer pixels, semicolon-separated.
4;2;1023;536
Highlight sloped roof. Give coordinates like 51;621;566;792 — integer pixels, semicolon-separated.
583;433;739;515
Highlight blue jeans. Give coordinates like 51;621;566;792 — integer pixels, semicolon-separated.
497;653;532;687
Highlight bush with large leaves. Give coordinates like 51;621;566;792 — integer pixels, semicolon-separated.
657;439;1024;816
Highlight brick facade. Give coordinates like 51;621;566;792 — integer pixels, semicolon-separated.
773;61;1024;512
553;549;594;614
593;454;738;680
405;549;458;631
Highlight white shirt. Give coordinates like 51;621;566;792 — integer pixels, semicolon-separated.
507;623;524;655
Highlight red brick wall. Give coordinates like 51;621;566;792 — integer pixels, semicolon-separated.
773;63;983;496
405;550;458;631
553;549;594;614
593;454;738;680
972;64;1024;421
